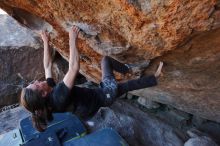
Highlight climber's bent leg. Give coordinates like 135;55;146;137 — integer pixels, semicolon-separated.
117;75;158;97
100;56;118;106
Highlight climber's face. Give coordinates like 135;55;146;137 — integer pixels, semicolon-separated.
26;80;51;97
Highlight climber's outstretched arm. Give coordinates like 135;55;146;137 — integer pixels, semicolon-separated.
63;26;80;89
40;30;53;79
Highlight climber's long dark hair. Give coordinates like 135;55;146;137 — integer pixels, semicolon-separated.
20;88;53;132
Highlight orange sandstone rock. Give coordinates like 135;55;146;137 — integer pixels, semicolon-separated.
0;0;220;122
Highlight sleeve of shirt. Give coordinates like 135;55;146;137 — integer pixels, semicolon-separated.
46;78;56;87
52;82;71;112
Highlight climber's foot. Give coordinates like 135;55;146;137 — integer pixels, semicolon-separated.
154;61;163;78
125;60;150;73
125;60;150;78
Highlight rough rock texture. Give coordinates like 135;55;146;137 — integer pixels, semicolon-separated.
0;0;218;81
87;100;185;146
0;45;45;108
130;28;220;122
0;1;220;122
184;136;218;146
184;129;219;146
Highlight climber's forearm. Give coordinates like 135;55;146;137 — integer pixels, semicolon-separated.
63;26;80;89
41;31;53;79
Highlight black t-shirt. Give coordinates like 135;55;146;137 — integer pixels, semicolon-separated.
46;75;157;119
46;78;103;119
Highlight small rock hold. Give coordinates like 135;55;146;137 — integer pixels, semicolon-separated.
126;93;134;100
184;136;218;146
137;97;160;109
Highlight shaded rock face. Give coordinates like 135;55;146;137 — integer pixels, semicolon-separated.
0;46;44;108
184;137;218;146
0;1;220;122
184;129;219;146
131;28;220;122
87;100;185;146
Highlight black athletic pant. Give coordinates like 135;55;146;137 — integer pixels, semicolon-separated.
100;56;157;106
